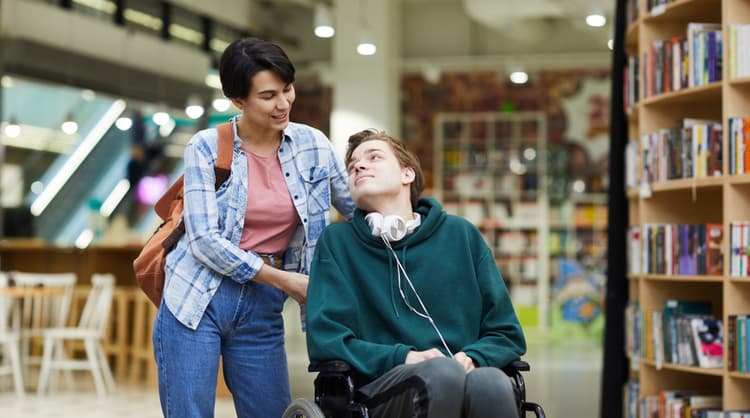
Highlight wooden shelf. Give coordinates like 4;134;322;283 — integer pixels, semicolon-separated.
647;176;724;193
728;371;750;380
729;76;750;87
642;274;724;282
642;359;724;376
728;174;750;185
642;0;722;23
640;82;722;107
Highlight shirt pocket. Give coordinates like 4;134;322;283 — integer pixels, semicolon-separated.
301;166;330;215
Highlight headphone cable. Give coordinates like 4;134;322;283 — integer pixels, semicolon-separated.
382;237;454;357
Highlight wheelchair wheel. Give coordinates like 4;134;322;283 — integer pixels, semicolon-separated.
282;398;326;418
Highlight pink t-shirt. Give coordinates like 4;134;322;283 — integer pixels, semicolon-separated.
238;148;300;255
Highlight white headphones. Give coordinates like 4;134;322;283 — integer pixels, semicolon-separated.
365;212;421;241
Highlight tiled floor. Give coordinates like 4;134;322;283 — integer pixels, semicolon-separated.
0;307;602;417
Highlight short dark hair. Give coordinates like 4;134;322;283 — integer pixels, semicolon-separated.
346;129;425;208
219;37;295;99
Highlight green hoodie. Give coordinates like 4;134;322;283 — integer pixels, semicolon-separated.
306;198;526;382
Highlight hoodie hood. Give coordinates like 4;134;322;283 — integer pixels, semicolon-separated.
351;197;446;249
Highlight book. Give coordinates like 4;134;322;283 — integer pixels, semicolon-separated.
728;315;737;371
663;300;712;364
706;223;723;275
690;318;723;368
739;315;746;372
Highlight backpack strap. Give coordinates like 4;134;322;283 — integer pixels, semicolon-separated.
214;122;233;188
154;123;234;221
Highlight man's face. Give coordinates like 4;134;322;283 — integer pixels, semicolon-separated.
346;139;412;210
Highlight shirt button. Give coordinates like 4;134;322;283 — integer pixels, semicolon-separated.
309;176;314;181
303;218;307;223
285;172;290;177
294;195;298;200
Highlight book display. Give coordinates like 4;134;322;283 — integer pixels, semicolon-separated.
622;0;750;415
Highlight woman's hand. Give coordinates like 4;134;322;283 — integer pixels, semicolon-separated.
405;348;445;364
453;351;476;373
253;265;308;304
282;271;309;304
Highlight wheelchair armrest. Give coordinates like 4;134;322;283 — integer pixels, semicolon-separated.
502;359;530;376
308;360;352;374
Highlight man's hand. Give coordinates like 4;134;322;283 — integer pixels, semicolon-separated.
453;352;476;373
405;348;445;364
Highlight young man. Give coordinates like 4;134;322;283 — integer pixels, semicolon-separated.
306;129;526;418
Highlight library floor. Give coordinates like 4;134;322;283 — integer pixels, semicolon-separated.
0;317;602;417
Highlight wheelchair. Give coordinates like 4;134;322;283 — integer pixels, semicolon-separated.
282;359;546;418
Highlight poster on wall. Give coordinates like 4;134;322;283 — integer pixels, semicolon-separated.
560;77;611;165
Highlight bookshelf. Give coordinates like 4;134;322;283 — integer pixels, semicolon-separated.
623;0;750;415
433;112;608;332
433;112;551;329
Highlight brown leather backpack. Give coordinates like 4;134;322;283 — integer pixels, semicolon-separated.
133;123;234;306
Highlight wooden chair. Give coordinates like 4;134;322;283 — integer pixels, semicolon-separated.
9;271;77;381
37;273;116;397
0;272;24;397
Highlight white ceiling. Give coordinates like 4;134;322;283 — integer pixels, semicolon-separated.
272;0;614;71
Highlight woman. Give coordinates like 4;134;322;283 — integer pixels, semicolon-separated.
153;37;355;418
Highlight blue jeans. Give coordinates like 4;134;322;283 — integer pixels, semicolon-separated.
153;277;290;418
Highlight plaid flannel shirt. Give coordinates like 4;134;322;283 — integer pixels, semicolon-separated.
164;116;354;329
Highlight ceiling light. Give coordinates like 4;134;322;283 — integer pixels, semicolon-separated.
315;26;335;39
357;42;376;56
185;95;205;119
4;117;21;138
61;113;78;135
152;111;170;126
356;26;376;56
1;75;13;87
314;4;335;38
585;14;606;27
212;96;231;112
607;39;614;50
115;116;133;131
510;71;529;85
